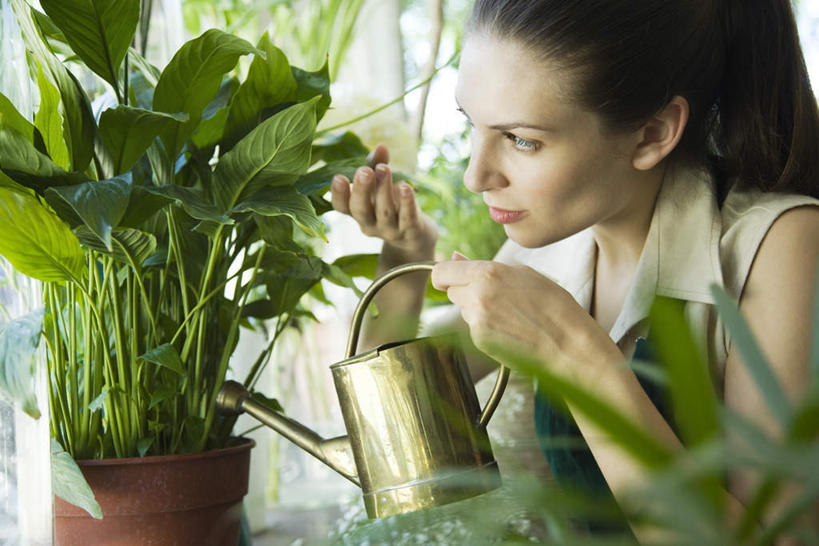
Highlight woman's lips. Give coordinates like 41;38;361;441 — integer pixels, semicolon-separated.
489;207;527;224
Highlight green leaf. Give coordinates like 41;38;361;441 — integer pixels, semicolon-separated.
51;439;101;518
0;128;87;191
710;284;791;429
148;382;177;409
45;175;132;251
13;0;96;172
311;131;368;164
250;391;283;414
0;309;44;419
153;29;257;159
233;187;324;239
75;226;157;267
119;185;170;228
191;77;237;149
34;61;70;169
87;386;109;413
213;98;318;212
0;186;85;282
292;60;331;121
331;253;378;280
140;343;184;375
649;297;720;447
225;32;298;143
99;106;188;175
143;185;233;225
136;437;153;457
295;156;366;196
0;92;38;145
39;0;139;90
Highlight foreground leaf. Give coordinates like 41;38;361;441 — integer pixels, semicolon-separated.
75;226;157;267
144;185;233;225
0;309;44;418
51;439;102;519
0;186;85;282
40;0;139;90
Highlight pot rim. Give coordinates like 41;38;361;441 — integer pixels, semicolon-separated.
74;437;256;467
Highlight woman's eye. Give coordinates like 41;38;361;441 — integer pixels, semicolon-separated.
505;133;539;152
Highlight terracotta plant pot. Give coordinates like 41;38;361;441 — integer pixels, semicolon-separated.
54;438;254;546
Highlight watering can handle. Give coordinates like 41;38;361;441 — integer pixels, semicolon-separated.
344;261;510;428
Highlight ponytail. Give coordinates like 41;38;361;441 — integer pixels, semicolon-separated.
717;1;819;198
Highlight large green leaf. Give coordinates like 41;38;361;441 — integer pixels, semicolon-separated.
233;187;324;239
34;61;70;170
39;0;139;90
75;226;157;267
0;128;86;191
212;98;318;212
311;131;368;164
143;185;233;225
13;0;96;172
51;439;102;519
0;309;44;419
99;106;187;175
45;175;132;251
0;186;85;282
224;32;298;144
153;29;257;159
710;284;792;429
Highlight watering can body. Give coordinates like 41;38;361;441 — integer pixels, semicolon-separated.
217;262;509;518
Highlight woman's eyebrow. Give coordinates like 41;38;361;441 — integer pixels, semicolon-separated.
456;103;555;133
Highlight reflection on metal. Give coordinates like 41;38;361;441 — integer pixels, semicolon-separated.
218;262;510;518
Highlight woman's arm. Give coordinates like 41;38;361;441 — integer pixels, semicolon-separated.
723;205;819;536
570;205;819;542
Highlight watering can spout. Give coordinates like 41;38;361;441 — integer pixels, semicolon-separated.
216;380;359;485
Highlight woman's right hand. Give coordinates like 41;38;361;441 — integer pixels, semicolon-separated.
330;144;438;262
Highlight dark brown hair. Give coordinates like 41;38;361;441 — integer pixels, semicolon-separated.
469;0;819;198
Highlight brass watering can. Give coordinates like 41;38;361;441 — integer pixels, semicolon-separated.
217;262;510;518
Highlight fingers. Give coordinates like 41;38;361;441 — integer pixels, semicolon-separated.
330;175;351;214
374;164;398;229
366;143;390;168
348;167;377;227
396;182;418;233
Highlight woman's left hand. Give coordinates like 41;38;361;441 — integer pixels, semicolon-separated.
431;257;621;379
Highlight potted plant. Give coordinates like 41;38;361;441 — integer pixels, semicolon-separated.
0;0;371;542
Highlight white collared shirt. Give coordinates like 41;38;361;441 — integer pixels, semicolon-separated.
492;165;819;389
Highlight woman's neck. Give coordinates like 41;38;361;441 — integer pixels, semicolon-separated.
590;165;665;332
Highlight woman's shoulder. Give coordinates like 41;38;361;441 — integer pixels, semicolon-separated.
719;183;819;298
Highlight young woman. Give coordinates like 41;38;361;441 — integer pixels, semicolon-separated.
330;0;819;539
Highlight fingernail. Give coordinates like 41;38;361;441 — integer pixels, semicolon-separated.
358;170;372;184
452;251;469;260
375;164;388;182
399;184;411;197
331;175;343;188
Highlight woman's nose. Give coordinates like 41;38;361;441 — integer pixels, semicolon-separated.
463;138;508;194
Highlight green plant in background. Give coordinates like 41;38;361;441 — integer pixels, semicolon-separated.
0;0;370;516
336;282;819;545
181;0;364;81
415;131;506;263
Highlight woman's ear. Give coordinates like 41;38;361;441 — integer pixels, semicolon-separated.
631;96;690;171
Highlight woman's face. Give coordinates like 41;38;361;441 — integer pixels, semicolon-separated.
455;34;645;248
